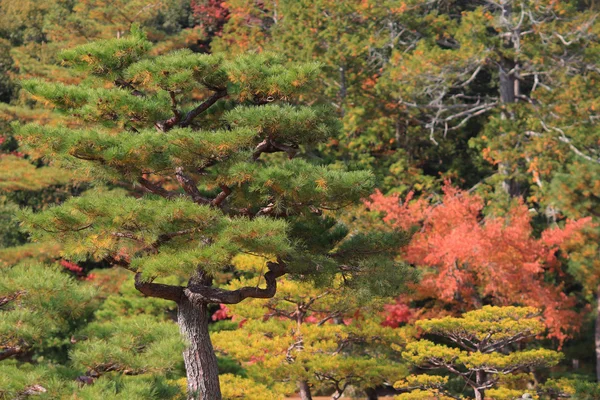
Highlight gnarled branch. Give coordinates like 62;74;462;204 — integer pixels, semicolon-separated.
186;261;287;304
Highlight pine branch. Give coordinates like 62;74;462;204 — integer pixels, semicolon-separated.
134;272;184;302
180;89;228;128
155;91;182;132
0;346;24;361
253;139;299;160
175;167;211;205
186;261;287;304
138;176;178;199
153;228;200;247
211;185;232;207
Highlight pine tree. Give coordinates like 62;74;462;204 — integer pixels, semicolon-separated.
16;27;409;399
396;306;563;400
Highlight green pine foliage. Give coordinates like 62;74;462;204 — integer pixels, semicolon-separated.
0;263;96;356
396;306;564;399
14;25;411;399
17;27;403;287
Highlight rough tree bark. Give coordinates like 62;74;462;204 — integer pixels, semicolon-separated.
178;295;222;400
130;261;287;400
298;380;313;400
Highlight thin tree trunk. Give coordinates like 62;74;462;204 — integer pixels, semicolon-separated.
178;295;222;400
339;64;347;117
298;380;313;400
498;60;522;197
596;283;600;382
499;62;516;105
474;370;486;400
497;0;524;198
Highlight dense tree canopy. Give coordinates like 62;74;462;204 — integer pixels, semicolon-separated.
1;0;600;399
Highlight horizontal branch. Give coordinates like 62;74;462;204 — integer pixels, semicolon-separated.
186;261;287;304
105;256;183;302
134;272;183;303
253;139;299;160
0;346;24;361
138;176;178;199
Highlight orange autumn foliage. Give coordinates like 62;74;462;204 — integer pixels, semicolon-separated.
367;184;591;344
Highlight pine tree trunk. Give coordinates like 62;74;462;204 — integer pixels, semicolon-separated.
298;380;313;400
365;387;378;400
178;296;222;400
596;283;600;382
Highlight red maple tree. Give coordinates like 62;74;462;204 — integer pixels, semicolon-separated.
367;184;591;343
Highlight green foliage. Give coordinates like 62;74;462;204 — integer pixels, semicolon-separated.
0;360;63;400
416;306;546;343
71;374;183;400
70;314;183;375
18;27;405;293
0;201;27;248
0;155;72;192
60;25;151;76
2;1;596;397
213;254;411;398
399;306;563;399
0;263;96;355
11;24;415;400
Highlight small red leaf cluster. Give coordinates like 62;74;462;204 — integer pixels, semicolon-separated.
212;303;231;321
59;259;95;281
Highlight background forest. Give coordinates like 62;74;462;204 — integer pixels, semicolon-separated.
1;0;600;399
